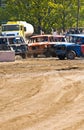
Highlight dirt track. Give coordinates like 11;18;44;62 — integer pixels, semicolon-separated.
0;58;84;130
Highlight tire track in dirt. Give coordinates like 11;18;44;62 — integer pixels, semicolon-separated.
0;70;84;130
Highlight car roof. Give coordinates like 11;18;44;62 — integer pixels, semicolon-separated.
0;36;22;38
30;34;65;38
67;34;84;37
55;42;75;44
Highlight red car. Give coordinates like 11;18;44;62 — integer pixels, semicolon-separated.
28;34;66;57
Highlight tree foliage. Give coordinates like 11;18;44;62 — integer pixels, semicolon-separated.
0;0;84;34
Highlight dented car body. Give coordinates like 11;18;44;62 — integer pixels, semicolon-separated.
28;34;66;57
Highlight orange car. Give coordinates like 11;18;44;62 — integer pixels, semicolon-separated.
28;34;66;57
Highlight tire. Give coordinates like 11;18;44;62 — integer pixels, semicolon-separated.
51;53;56;57
45;51;51;57
33;54;38;58
21;53;27;59
58;55;65;60
67;51;76;60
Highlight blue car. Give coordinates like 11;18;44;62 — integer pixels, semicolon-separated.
66;34;84;44
54;40;84;60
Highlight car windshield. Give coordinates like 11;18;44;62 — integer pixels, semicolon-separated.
30;36;48;43
8;37;24;44
2;25;19;31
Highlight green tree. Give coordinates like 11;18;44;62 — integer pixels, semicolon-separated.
0;0;84;34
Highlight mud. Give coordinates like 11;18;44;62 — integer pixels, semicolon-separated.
0;58;84;130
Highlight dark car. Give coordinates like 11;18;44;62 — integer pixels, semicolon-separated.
53;41;84;60
0;36;28;58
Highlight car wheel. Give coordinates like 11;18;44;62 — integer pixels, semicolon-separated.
58;55;65;60
45;51;51;57
67;51;76;60
21;53;27;59
33;54;38;58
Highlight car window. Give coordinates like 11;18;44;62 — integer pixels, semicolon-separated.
8;37;25;44
9;38;14;44
0;38;7;44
